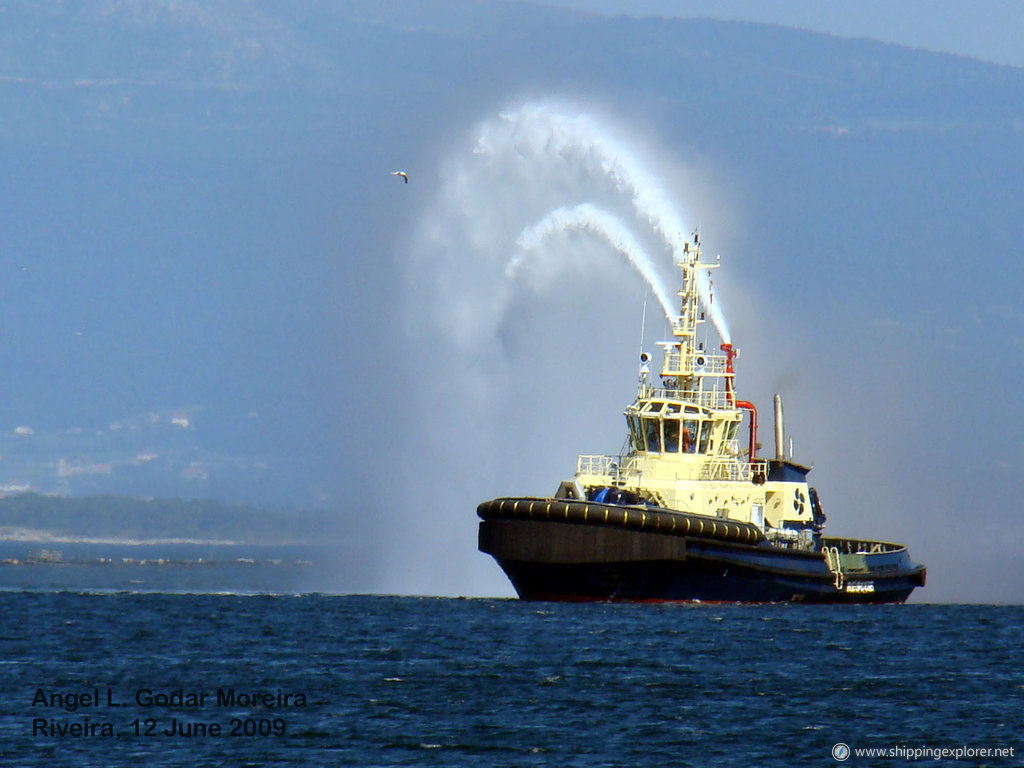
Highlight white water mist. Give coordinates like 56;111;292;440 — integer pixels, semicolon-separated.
389;100;732;596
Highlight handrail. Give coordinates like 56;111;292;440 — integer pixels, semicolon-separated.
575;454;636;477
823;546;844;590
577;454;767;483
661;351;729;376
820;537;906;555
638;387;733;410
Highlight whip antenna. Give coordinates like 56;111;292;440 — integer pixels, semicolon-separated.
639;293;648;358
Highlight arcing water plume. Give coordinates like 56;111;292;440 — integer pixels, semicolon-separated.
510;203;677;322
388;100;733;596
476;102;731;343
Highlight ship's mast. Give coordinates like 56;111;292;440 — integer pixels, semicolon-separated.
649;233;732;410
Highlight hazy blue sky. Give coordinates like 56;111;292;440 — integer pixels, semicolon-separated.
549;0;1024;67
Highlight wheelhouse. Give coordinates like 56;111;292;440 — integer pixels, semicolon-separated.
626;398;743;458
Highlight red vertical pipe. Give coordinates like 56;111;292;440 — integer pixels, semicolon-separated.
735;400;758;460
721;343;736;403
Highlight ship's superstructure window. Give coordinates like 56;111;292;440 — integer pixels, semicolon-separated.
698;420;712;453
664;418;680;452
643;416;660;452
724;420;741;456
683;418;699;452
627;415;643;452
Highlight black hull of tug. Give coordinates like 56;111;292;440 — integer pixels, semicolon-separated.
478;499;926;604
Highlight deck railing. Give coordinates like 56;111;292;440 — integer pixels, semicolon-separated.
576;454;767;483
575;454;638;478
662;351;729;376
640;387;733;410
698;458;768;482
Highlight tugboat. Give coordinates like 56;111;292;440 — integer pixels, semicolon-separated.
478;234;926;603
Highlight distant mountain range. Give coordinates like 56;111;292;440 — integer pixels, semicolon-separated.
3;0;1020;511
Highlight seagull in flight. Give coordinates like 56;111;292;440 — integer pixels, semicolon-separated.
390;170;409;183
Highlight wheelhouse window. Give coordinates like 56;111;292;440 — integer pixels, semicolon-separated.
698;420;712;453
627;415;644;452
725;421;741;455
664;418;680;452
642;417;661;452
682;418;699;453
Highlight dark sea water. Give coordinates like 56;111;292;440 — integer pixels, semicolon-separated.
0;590;1021;767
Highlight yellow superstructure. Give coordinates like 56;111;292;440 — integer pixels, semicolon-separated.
560;234;823;546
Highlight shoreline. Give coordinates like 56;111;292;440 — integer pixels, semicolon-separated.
0;527;322;547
